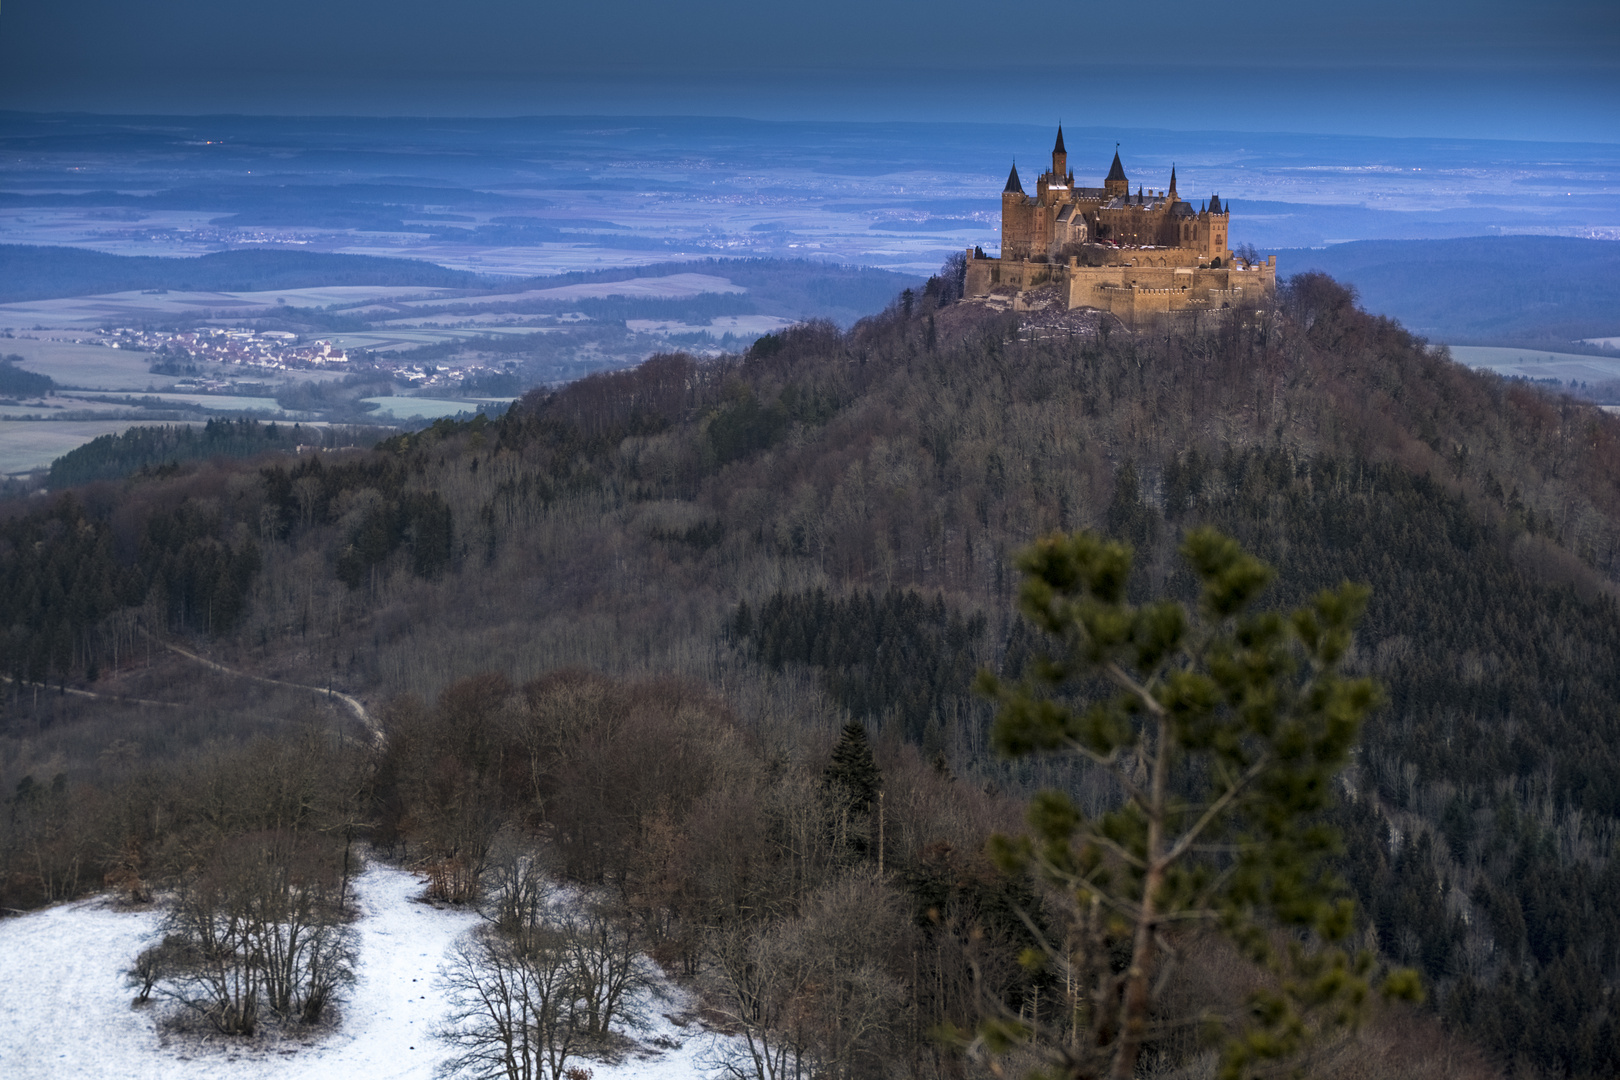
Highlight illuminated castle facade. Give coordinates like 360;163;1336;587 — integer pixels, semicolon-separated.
963;127;1275;321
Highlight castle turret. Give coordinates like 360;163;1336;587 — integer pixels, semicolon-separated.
1199;194;1228;260
1168;164;1178;200
1001;162;1032;260
1105;146;1128;198
1051;125;1067;183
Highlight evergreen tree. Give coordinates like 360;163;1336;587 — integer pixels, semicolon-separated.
824;721;881;815
976;527;1420;1079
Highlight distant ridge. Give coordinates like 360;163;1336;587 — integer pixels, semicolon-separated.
0;246;924;329
0;245;492;304
1270;235;1620;345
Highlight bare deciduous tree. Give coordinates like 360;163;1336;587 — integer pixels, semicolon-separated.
706;871;912;1080
438;847;650;1080
138;830;355;1035
439;924;588;1080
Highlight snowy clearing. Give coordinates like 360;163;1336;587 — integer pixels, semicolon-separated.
0;864;731;1080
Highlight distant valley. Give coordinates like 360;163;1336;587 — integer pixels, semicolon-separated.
0;249;917;476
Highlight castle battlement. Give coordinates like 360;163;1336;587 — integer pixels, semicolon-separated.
964;127;1275;323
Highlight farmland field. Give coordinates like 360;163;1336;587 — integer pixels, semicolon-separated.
361;396;513;420
0;398;133;419
0;285;466;331
2;339;176;390
627;314;798;337
63;392;284;412
1447;345;1620;383
0;419;200;475
325;327;565;350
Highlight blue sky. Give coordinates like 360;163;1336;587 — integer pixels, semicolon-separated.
0;0;1616;140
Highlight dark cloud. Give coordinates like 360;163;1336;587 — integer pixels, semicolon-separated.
1;0;1615;136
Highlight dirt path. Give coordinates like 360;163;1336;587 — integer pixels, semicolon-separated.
149;636;383;744
0;674;180;709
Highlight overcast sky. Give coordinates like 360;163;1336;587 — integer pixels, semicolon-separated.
1;0;1616;139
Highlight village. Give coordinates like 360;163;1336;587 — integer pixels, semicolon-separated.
85;325;488;391
95;325;350;368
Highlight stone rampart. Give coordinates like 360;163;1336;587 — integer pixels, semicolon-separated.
964;249;1275;326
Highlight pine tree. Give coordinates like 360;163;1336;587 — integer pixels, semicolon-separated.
975;527;1420;1079
824;721;881;814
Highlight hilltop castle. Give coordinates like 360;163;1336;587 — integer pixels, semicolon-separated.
963;127;1275;321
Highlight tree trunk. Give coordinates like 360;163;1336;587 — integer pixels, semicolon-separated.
1110;714;1169;1080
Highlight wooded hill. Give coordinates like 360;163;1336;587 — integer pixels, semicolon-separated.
3;275;1619;1077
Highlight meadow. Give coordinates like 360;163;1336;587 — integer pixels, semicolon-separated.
0;418;199;474
0;285;469;332
3;339;176;390
360;396;513;420
1447;345;1620;383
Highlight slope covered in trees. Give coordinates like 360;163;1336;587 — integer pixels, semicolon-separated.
46;418;376;488
3;274;1618;1076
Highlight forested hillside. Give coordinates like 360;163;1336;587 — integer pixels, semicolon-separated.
3;275;1618;1077
45;418;385;488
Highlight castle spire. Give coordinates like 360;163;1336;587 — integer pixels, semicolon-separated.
1051;124;1068;184
1106;147;1127;183
1004;161;1025;195
1104;143;1128;198
1053;124;1066;155
1168;164;1178;198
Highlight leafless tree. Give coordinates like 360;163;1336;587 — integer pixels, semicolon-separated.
567;899;650;1039
705;871;911;1080
705;919;817;1080
139;830;355;1034
438;846;651;1080
438;924;588;1080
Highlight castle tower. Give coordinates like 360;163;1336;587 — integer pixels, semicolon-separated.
1051;125;1067;184
1104;146;1128;198
1200;194;1229;260
1001;162;1031;260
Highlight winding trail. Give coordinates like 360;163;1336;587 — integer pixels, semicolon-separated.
0;674;180;709
147;634;383;744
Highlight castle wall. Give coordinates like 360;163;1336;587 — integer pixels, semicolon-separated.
965;252;1060;295
964;253;994;298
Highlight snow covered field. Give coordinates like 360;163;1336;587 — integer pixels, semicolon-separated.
0;864;730;1080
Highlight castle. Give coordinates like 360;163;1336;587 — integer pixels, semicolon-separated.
963;127;1275;322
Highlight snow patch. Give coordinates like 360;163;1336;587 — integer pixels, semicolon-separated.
0;864;731;1079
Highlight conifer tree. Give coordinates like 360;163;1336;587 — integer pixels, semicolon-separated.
824;721;881;814
975;527;1420;1079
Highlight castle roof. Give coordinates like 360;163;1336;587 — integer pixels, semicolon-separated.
1169;164;1177;193
1004;162;1025;195
1208;193;1223;213
1103;193;1167;210
1106;149;1127;183
1053;125;1066;155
